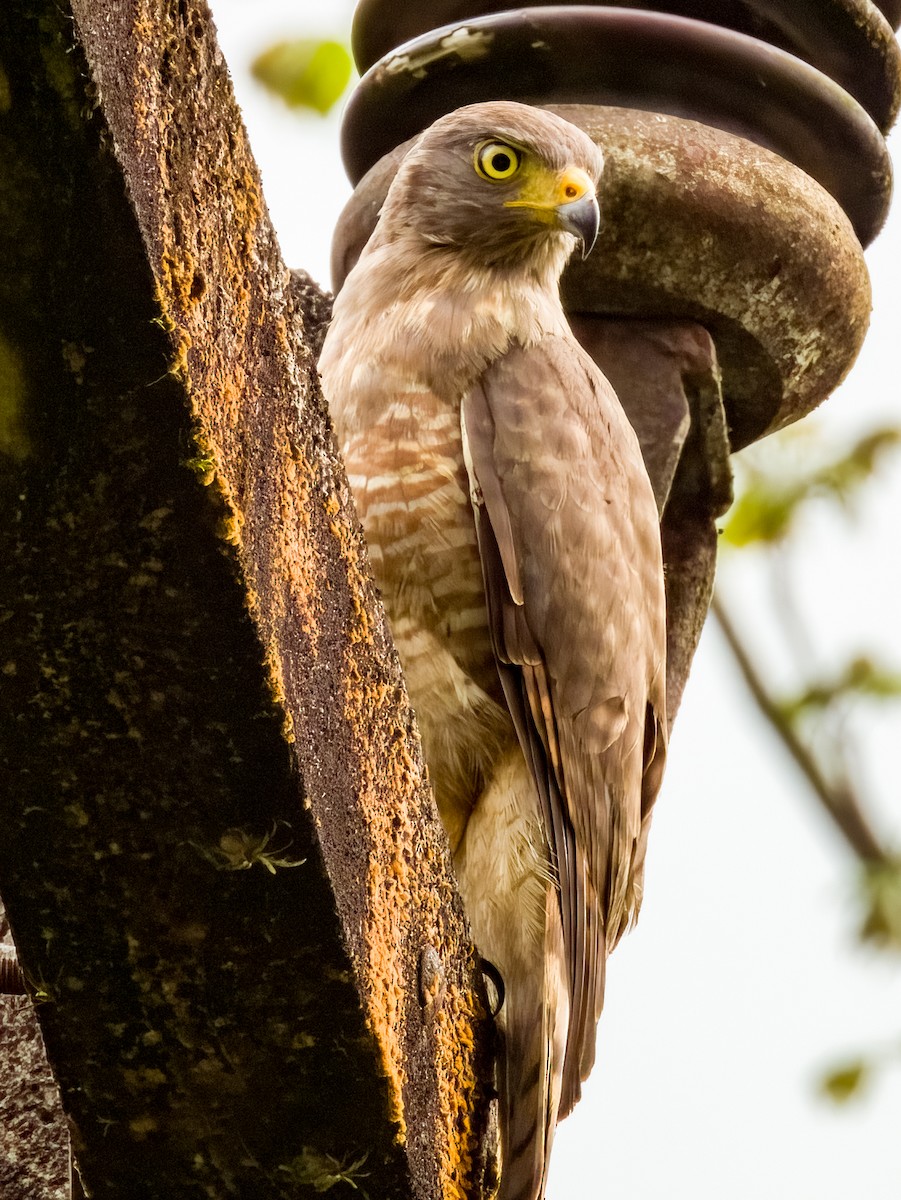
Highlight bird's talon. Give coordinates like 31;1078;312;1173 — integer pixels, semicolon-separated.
480;958;505;1018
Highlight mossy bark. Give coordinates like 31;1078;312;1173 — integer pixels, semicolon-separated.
0;3;491;1197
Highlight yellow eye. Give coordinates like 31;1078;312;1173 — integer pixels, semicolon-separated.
474;141;521;181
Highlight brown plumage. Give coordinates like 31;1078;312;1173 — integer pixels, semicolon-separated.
319;101;667;1200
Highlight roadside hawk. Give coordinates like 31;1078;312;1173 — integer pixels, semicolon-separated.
319;101;668;1200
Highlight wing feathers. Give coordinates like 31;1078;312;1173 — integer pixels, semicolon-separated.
461;391;525;607
462;333;666;1104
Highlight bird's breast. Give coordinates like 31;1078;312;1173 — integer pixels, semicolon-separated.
340;390;499;702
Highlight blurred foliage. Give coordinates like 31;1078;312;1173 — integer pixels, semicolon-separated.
819;1059;870;1104
252;39;352;115
717;422;901;1108
722;425;901;548
721;424;901;762
778;656;901;722
859;860;901;950
819;1038;901;1107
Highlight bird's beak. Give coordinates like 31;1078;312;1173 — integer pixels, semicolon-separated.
504;163;601;257
556;192;600;260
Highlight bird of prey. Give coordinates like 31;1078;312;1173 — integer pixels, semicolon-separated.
319;101;667;1200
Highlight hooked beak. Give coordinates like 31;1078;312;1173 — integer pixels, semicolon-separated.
556;192;600;259
503;163;601;258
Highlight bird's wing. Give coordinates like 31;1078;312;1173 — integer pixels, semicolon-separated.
461;332;667;1112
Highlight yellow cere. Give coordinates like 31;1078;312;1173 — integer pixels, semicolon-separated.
556;166;593;205
502;163;595;221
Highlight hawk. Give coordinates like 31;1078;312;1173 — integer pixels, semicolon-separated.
319;101;667;1200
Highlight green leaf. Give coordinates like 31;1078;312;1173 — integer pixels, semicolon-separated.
722;425;901;548
860;861;901;951
252;40;352;115
721;480;803;547
778;656;901;721
816;428;901;504
820;1060;869;1103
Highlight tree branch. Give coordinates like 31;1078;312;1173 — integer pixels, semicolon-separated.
711;593;889;864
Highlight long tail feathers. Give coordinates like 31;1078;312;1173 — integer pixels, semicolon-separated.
495;892;568;1200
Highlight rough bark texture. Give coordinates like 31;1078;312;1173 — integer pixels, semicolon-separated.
0;3;491;1198
0;920;68;1200
0;1002;68;1200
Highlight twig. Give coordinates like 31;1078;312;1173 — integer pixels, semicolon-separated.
711;592;888;865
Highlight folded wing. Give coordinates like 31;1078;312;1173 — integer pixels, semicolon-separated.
461;332;667;1111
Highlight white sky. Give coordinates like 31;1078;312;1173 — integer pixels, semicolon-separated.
210;3;901;1195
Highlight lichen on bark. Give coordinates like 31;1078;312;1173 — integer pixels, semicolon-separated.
0;2;492;1196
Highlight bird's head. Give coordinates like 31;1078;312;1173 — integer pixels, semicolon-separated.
377;102;604;271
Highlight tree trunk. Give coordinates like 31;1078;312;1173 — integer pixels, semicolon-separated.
0;2;492;1196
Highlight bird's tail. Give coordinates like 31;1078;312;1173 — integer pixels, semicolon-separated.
495;890;569;1200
